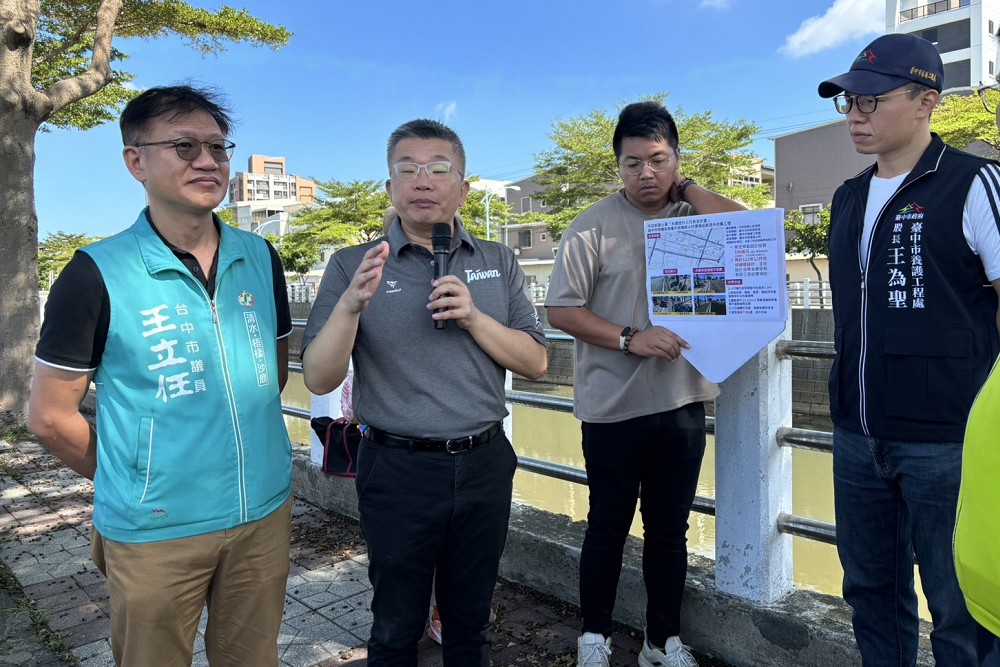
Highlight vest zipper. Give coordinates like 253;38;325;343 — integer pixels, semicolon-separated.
856;166;935;437
206;289;250;523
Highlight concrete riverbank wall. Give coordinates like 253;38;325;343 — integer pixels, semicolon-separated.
292;451;933;667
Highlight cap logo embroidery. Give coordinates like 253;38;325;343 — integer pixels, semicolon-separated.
856;49;877;64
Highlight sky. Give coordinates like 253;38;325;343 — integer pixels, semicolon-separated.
33;0;890;238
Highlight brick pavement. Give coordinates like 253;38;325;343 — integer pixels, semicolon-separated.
0;437;724;666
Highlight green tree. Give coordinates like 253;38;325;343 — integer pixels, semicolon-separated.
784;208;831;283
459;178;512;240
0;0;290;418
215;207;238;228
931;90;1000;154
292;179;391;247
265;231;320;286
38;231;101;289
532;94;771;240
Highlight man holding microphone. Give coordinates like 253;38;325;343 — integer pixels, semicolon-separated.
301;119;547;666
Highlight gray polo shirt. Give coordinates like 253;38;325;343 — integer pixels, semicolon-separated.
546;190;718;423
303;219;545;439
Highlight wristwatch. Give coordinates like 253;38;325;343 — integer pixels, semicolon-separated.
619;326;636;355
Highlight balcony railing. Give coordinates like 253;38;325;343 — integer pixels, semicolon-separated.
899;0;970;22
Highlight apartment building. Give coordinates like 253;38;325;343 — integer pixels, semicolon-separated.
227;155;317;235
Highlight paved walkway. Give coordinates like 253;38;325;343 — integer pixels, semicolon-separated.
0;436;724;666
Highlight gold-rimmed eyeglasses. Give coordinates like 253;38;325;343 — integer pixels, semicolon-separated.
619;155;673;176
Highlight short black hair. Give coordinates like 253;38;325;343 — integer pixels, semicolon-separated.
613;101;680;159
120;84;233;146
386;119;466;175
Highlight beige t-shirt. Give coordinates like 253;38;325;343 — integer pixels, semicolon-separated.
545;190;719;423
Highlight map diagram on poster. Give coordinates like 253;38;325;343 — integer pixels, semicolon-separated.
644;209;788;382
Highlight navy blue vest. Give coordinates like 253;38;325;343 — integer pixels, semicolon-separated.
828;135;1000;442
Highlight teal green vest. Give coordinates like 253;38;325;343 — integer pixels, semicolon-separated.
82;211;291;543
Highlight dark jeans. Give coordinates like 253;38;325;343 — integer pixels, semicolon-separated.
356;429;517;667
579;403;706;646
833;427;999;666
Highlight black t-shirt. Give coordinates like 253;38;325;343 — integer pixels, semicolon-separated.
36;236;292;371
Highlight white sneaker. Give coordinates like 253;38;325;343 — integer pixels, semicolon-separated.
638;635;698;667
577;632;612;667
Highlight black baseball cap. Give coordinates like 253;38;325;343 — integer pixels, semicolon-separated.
818;33;943;98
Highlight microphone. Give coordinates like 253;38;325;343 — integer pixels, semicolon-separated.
431;223;452;330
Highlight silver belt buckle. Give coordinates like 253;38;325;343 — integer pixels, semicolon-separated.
445;436;474;454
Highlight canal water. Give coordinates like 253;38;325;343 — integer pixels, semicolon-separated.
281;374;929;619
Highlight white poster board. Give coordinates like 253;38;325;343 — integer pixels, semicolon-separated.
644;208;788;383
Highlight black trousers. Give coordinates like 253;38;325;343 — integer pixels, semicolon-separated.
356;429;516;666
579;403;706;646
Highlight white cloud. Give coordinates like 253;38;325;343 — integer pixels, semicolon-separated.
699;0;731;9
436;101;457;123
782;0;884;58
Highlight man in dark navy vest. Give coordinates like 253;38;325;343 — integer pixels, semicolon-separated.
819;33;1000;665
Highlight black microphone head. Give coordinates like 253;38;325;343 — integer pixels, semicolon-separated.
432;223;452;251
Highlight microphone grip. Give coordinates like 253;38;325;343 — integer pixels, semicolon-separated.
433;249;449;330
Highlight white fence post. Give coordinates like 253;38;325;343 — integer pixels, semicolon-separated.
801;278;811;310
713;323;794;603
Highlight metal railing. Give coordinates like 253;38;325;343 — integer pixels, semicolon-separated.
285;327;839;547
899;0;970;21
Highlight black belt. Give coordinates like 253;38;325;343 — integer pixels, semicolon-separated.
363;422;502;454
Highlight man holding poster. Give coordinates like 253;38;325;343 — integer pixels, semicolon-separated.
546;101;743;667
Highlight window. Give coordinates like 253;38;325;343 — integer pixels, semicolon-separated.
922;28;938;45
540;232;547;241
518;230;532;248
990;20;995;35
800;203;823;225
263;161;283;175
520;196;533;213
991;61;995;76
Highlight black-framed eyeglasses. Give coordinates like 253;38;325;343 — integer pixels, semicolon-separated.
975;83;1000;114
833;89;914;114
134;137;236;162
619;155;673;176
391;161;460;180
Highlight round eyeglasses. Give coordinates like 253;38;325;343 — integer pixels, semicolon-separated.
832;89;914;115
134;137;236;162
619;155;673;176
391;161;460;180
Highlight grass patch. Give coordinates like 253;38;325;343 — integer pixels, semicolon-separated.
0;413;30;443
0;562;78;664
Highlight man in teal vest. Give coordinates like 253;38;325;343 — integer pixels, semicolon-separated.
28;85;293;666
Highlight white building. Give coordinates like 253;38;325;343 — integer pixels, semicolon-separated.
888;0;1000;90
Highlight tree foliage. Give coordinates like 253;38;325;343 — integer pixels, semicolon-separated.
215;207;238;227
784;208;831;282
532;94;772;239
38;231;101;289
264;231;319;285
931;90;1000;154
460;178;512;240
291;179;392;248
32;1;292;128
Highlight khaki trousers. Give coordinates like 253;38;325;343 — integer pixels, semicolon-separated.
92;496;292;667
